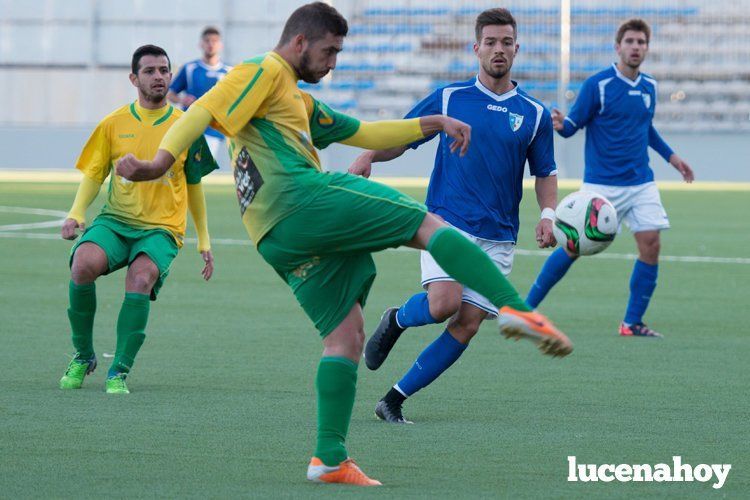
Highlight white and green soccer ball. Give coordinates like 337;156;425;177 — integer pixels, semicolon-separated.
552;191;618;256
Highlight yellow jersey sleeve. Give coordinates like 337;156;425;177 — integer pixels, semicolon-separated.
75;121;111;183
193;61;278;138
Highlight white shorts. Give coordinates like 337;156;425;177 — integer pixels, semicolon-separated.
582;181;670;233
204;134;225;161
421;226;515;319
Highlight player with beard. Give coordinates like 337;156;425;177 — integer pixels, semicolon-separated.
115;3;571;486
525;19;694;338
349;8;561;423
59;45;218;394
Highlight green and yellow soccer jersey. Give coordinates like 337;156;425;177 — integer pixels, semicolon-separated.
76;101;217;246
193;51;362;243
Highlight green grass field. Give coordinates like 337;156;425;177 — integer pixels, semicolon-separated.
0;181;747;498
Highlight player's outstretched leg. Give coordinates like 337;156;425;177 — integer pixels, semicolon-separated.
413;218;573;357
309;304;381;486
526;247;577;308
375;329;467;424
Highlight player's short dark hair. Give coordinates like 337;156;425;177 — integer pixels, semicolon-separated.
278;2;348;45
475;8;517;42
616;18;651;44
202;26;221;38
131;44;171;74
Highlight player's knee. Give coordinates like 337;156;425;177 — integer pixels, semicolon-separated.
70;257;99;284
448;316;480;344
639;236;661;261
429;294;461;322
127;270;158;294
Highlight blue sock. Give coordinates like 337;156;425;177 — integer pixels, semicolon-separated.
526;248;576;308
396;292;438;328
624;260;658;325
395;330;467;397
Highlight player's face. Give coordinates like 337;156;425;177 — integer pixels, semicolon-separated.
474;24;518;79
201;34;223;58
298;33;343;83
616;30;649;69
131;55;172;103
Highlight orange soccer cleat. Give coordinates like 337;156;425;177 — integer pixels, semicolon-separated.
307;457;382;486
498;307;573;357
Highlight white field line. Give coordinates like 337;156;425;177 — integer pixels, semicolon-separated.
1;231;748;265
1;205;748;265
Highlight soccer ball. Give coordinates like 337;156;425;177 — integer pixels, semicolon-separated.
552;191;618;256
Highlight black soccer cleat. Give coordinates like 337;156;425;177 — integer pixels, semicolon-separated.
364;307;405;371
375;399;413;425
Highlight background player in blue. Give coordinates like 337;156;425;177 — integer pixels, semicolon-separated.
168;26;232;159
526;19;694;338
349;9;559;423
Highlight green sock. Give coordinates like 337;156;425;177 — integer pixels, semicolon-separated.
315;356;358;466
111;292;150;375
427;227;531;312
67;281;96;359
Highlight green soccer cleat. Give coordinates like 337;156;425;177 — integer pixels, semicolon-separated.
105;373;130;394
59;355;97;389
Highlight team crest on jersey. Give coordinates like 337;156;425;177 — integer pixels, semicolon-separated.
642;93;651;109
509;112;524;132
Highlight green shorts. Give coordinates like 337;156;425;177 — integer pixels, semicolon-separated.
257;172;427;337
70;216;179;300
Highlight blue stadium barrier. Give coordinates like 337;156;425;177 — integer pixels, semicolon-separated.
350;24;431;35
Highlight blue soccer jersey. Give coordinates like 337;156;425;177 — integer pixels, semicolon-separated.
560;63;673;186
170;59;232;138
406;77;557;242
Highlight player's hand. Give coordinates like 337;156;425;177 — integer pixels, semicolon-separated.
551;108;565;131
669;154;694;183
441;116;471;156
535;219;556;248
116;153;150;181
200;250;214;281
182;94;197;107
61;218;84;240
348;152;373;178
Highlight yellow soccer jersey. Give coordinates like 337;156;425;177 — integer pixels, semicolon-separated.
76;101;217;246
193;51;362;243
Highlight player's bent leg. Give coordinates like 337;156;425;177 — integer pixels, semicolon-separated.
61;243;108;389
376;303;484;424
365;282;461;371
620;231;662;338
312;303;380;485
106;254;159;393
410;215;572;356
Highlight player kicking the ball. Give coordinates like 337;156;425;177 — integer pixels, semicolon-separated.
115;2;571;486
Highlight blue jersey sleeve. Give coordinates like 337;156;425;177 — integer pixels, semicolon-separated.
528;108;557;176
169;65;188;94
648;125;674;162
404;90;441;149
560;77;598;137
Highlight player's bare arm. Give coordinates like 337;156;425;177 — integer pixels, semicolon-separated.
534;175;558;248
348;146;408;178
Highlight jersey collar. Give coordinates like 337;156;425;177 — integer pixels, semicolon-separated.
612;62;642;87
131;100;174;126
269;51;297;79
474;76;518;101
